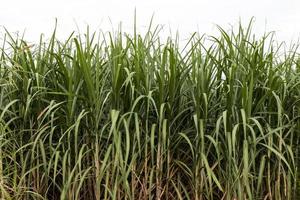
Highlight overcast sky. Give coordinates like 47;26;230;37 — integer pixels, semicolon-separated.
1;0;300;44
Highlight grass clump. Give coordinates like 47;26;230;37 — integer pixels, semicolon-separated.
0;19;299;199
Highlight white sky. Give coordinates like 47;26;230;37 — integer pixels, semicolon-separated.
0;0;300;44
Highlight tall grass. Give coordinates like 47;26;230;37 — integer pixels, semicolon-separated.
0;19;299;199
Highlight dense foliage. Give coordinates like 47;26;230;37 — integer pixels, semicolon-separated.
0;20;299;199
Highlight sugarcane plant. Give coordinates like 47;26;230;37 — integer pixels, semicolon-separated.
0;18;299;199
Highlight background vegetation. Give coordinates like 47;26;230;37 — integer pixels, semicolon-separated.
0;19;299;199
